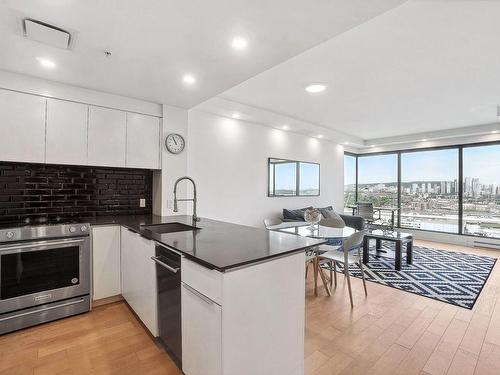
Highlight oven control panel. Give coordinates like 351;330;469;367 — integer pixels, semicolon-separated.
0;223;91;243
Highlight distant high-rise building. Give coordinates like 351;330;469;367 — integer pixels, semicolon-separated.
421;183;426;193
440;181;446;195
472;178;480;195
446;181;452;194
465;177;471;194
412;183;418;193
427;182;432;194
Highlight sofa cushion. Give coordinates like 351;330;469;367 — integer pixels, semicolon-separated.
282;206;313;221
318;206;345;228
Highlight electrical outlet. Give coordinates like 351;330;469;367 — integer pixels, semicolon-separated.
139;198;146;208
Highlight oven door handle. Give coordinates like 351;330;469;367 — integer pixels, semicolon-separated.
0;239;86;253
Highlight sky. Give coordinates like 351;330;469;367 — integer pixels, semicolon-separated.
345;144;500;186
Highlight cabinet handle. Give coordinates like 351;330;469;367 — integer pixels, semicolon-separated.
182;283;214;305
151;256;179;273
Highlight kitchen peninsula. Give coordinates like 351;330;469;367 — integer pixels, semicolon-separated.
91;215;325;375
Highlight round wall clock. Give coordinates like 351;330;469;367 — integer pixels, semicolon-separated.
165;133;185;154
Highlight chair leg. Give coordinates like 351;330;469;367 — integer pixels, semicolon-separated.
333;261;337;287
313;258;318;296
359;261;368;297
329;260;333;287
305;261;309;279
345;263;353;308
318;264;332;296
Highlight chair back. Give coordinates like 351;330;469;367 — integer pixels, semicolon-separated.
263;218;282;229
343;230;366;252
357;202;374;221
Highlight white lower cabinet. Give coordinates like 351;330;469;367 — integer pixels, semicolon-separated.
92;226;121;300
120;227;158;336
181;252;305;375
181;283;222;375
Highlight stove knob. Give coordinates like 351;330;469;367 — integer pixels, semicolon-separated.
80;225;88;232
69;226;76;233
6;231;14;239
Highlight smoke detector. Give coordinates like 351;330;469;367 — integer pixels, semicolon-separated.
23;18;73;49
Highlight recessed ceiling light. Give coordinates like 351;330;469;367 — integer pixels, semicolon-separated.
231;37;248;50
305;84;326;93
232;112;240;119
421;138;428;142
282;125;289;130
36;57;56;69
370;145;375;148
317;135;324;139
344;141;349;145
491;130;499;134
183;74;196;84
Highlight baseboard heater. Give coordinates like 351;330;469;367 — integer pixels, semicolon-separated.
473;241;500;250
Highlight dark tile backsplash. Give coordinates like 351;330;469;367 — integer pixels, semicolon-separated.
0;162;153;224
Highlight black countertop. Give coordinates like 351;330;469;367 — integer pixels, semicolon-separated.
88;214;326;271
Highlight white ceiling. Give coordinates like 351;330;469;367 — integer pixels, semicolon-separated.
217;0;500;141
0;0;405;108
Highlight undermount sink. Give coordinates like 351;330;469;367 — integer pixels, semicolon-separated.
142;222;199;234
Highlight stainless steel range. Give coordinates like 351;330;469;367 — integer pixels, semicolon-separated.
0;223;91;334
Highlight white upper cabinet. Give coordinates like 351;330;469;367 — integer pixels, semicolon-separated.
46;99;88;165
88;106;127;167
0;90;46;163
126;113;160;169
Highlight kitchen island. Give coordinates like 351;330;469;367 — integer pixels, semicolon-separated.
90;215;326;375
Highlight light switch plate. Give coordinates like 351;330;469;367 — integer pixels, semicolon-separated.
139;198;146;208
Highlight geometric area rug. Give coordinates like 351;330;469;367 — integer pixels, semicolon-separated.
321;243;496;309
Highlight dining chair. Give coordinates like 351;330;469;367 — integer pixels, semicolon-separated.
263;217;282;229
316;230;368;307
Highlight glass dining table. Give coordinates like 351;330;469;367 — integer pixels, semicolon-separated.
270;221;355;296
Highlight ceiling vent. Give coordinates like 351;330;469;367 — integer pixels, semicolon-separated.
23;18;72;49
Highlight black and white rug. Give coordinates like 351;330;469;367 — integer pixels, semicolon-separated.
321;243;496;309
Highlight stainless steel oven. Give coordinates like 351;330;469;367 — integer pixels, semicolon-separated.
0;223;91;334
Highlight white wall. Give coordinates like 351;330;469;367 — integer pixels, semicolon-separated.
187;110;344;228
153;105;189;216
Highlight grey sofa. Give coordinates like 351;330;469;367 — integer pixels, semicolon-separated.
282;207;366;231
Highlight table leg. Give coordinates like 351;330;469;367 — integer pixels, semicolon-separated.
376;239;382;250
391;210;395;230
407;239;413;265
352;207;356;216
395;240;402;271
363;235;369;264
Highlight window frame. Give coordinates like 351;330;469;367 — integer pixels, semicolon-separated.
344;140;500;238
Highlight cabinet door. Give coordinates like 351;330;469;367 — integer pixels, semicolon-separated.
0;89;46;163
120;228;158;336
92;226;121;300
46;99;88;165
126;113;160;169
182;283;222;375
88;106;126;167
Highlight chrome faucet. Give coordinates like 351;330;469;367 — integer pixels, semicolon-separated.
173;176;200;225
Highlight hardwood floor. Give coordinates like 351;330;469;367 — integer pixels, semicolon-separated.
305;240;500;375
0;240;499;375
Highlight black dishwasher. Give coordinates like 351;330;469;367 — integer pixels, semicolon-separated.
152;245;182;368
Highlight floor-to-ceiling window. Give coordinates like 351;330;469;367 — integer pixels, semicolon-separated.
344;154;357;213
358;153;398;224
400;148;459;233
463;144;500;238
